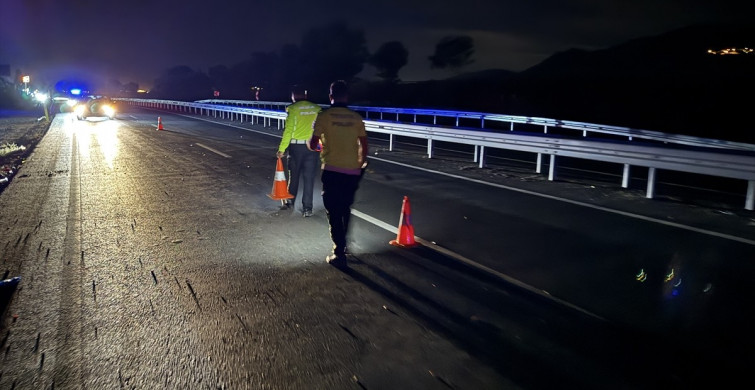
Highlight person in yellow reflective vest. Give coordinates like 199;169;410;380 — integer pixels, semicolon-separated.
277;85;322;216
308;80;369;268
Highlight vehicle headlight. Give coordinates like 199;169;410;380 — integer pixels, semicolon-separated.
103;105;115;117
74;105;85;116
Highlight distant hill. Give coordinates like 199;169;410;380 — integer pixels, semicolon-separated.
376;23;754;143
521;23;754;79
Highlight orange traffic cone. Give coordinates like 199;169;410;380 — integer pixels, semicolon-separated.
390;196;418;247
157;117;164;130
268;157;294;201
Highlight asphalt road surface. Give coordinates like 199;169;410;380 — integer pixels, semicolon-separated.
1;109;754;389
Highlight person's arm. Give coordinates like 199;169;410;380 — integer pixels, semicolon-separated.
309;112;323;152
358;135;369;167
307;135;321;152
277;106;295;157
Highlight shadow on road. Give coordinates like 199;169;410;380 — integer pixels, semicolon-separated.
336;247;726;389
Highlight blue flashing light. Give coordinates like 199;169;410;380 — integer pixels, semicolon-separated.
71;88;82;96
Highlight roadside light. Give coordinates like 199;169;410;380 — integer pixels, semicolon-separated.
35;92;48;103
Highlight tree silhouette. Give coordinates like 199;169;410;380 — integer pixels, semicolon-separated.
153;66;212;100
155;22;368;101
298;21;368;98
368;41;409;82
428;35;475;70
122;82;139;94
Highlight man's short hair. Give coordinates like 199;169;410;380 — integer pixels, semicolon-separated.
329;80;348;100
291;85;306;97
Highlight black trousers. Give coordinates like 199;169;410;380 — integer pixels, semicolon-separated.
321;170;362;256
287;144;320;210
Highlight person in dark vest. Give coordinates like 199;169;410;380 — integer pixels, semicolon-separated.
308;80;368;268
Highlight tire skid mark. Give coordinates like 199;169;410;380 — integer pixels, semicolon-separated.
338;324;358;340
185;279;201;309
33;332;40;352
235;313;249;332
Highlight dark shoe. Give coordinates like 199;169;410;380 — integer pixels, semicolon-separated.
280;200;293;210
303;209;313;217
326;254;348;268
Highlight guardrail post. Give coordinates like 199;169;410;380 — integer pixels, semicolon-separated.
473;145;479;163
646;167;657;199
536;153;542;173
548;155;556;181
746;180;754;211
622;164;631;188
389;134;394;151
478;146;486;168
427;139;433;158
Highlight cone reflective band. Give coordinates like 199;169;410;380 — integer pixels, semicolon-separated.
390;196;417;247
268;157;294;200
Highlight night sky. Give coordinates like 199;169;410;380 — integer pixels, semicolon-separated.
1;0;751;90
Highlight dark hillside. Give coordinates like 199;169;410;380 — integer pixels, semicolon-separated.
357;23;754;143
513;23;754;142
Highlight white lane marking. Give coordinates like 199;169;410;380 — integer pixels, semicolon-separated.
371;157;755;246
351;209;606;320
173;113;279;138
163;113;754;245
147;113;749;318
195;143;231;158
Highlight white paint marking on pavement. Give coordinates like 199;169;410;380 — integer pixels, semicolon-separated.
162;113;751;245
174;113;278;138
372;157;755;246
195;143;231;158
351;209;606;321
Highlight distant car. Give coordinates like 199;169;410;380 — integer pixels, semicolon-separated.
74;96;116;120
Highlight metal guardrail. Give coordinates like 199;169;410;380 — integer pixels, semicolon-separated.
196;99;755;153
118;98;755;210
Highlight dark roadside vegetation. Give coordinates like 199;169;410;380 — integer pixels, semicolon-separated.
1;23;753;179
129;22;753;145
0;78;50;188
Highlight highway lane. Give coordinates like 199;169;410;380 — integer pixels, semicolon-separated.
1;108;753;388
111;108;755;383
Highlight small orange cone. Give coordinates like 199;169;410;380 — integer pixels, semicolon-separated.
268;157;294;201
390;196;418;247
157;117;164;130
